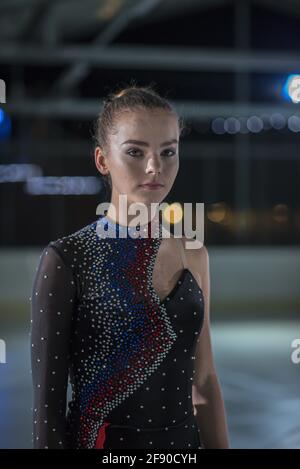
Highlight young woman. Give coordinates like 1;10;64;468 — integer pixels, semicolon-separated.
30;85;230;449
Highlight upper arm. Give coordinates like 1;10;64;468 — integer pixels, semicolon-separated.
185;242;217;391
30;244;76;448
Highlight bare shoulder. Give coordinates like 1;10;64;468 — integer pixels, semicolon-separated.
181;237;211;318
164;233;209;285
181;236;209;274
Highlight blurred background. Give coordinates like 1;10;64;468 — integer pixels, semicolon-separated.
0;0;300;449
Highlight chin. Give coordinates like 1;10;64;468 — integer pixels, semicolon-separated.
136;193;165;206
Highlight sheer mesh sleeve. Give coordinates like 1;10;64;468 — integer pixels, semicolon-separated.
30;244;76;449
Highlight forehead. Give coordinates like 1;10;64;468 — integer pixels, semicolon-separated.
112;108;179;141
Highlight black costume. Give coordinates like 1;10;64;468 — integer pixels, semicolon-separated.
30;213;205;449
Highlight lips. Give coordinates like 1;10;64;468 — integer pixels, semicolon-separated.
140;183;164;188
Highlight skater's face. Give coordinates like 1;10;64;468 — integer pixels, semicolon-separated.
95;107;180;208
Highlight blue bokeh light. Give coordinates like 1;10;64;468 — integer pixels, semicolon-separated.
283;74;300;103
0;108;12;140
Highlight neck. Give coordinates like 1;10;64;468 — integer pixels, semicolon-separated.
105;199;160;228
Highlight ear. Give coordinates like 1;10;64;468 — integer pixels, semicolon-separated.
94;146;109;176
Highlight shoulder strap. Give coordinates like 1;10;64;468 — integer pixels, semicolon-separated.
177;237;188;269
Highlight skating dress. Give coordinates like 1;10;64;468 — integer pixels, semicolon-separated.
30;213;205;449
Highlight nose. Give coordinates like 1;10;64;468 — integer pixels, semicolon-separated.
146;154;162;175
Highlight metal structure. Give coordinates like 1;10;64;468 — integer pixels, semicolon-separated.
0;0;300;117
0;0;299;244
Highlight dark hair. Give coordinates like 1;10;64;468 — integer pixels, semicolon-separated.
92;82;185;201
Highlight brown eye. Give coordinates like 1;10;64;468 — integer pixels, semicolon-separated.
126;148;143;157
163;149;176;157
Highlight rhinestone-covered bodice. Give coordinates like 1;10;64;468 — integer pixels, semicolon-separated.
30;214;204;449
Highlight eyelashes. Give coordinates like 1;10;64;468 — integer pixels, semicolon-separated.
126;148;176;158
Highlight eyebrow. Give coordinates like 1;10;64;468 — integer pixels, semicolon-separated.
121;139;178;147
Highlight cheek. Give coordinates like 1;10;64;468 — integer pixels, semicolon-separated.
123;158;143;176
113;157;143;185
166;159;179;182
